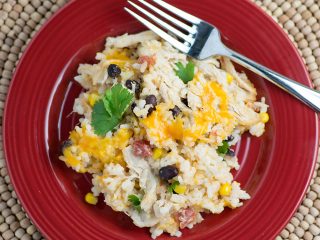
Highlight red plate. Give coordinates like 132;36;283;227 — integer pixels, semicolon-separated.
3;0;319;239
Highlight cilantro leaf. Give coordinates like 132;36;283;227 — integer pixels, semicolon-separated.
128;194;141;212
91;84;134;136
217;140;229;155
103;84;134;118
175;61;195;84
91;100;119;136
102;95;113;116
167;181;180;194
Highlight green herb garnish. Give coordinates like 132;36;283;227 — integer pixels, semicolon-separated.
217;140;229;155
167;181;180;194
91;84;134;136
102;84;134;117
128;194;141;212
175;61;195;83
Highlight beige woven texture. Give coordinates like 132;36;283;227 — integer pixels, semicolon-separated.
0;0;320;239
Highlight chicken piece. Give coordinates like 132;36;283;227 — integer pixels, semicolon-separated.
77;63;107;87
106;31;159;48
230;102;260;127
221;57;256;100
123;146;158;212
130;210;159;228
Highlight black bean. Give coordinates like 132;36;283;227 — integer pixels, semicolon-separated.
181;98;189;108
134;82;141;94
60;139;72;154
226;149;235;157
108;64;121;78
125;80;133;89
147;106;156;116
159;165;179;180
145;95;157;107
227;135;234;141
131;102;137;111
170;106;181;118
125;80;141;94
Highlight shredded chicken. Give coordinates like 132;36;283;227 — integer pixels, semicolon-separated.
230;103;260;127
220;57;257;100
106;31;159;48
123;146;158;212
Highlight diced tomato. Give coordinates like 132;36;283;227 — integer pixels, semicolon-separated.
176;207;196;229
138;55;156;67
133;140;152;157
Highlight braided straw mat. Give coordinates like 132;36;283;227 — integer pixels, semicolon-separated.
1;0;320;239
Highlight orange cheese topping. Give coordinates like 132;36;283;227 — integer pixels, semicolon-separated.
63;128;133;171
141;103;179;143
141;81;235;145
106;49;134;68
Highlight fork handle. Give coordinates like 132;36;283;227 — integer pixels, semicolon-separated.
223;48;320;112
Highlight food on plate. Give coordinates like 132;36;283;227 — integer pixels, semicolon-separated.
59;31;269;238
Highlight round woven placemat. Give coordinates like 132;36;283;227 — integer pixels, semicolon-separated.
0;0;319;239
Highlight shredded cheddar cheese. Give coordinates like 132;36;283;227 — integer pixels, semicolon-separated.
106;49;134;68
63;127;133;172
141;81;236;146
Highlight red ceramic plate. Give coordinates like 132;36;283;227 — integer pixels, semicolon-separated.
3;0;319;239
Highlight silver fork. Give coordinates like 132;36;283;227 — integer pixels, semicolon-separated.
125;0;320;112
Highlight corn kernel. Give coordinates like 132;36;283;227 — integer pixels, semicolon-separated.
85;193;98;205
219;182;232;196
78;167;87;174
88;93;99;107
226;73;234;84
224;200;234;208
152;148;165;160
260;112;269;123
173;184;187;194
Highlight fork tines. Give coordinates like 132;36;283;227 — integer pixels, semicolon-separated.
124;0;202;54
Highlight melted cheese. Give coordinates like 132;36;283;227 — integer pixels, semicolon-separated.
141;104;176;143
63;148;81;168
188;81;233;136
106;49;130;61
105;49;134;68
64;128;133;171
141;81;235;146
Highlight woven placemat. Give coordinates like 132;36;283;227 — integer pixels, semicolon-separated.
0;0;319;239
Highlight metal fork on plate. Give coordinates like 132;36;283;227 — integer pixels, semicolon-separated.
125;0;320;112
